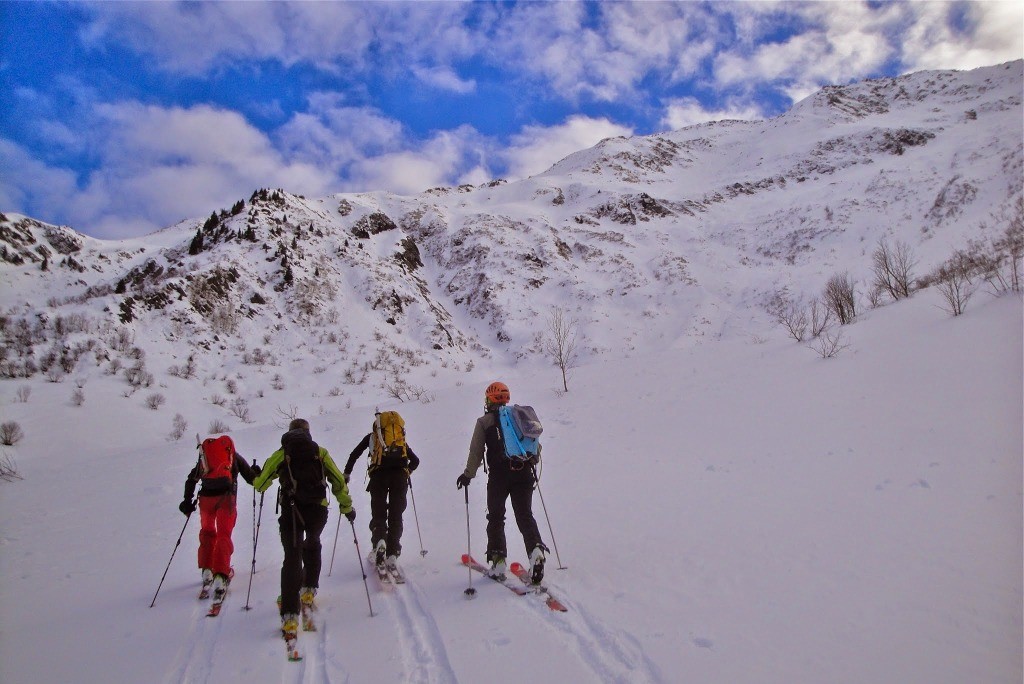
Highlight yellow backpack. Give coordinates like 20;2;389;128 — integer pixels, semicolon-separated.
369;411;408;469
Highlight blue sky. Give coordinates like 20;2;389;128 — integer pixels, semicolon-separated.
1;1;1021;239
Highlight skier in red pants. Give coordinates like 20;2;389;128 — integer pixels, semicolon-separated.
180;435;260;601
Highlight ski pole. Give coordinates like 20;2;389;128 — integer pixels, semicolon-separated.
408;477;427;557
463;484;475;598
327;512;341;576
244;491;264;610
532;466;566;570
150;499;196;608
350;519;375;617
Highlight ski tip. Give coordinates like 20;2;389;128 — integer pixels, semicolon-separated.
460;553;471;564
509;562;526;573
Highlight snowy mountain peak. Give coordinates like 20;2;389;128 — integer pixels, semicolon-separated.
1;61;1021;410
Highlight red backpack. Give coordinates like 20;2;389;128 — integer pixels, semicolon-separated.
200;435;235;481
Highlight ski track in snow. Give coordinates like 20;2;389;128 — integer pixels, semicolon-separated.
515;583;664;684
387;575;459;684
166;601;225;684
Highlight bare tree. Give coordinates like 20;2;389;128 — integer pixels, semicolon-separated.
871;238;918;302
823;272;857;325
545;307;580;392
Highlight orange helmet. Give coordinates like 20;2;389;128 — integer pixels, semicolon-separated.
485;381;510;406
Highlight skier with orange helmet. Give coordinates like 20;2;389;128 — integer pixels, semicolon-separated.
457;381;547;581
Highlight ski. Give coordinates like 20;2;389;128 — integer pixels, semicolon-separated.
510;562;568;612
300;602;317;632
373;558;393;588
461;554;528;595
386;562;406;584
284;634;302;662
206;588;228;617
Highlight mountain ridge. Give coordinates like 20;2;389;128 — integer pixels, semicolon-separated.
1;60;1020;410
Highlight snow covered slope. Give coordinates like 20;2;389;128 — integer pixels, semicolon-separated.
0;287;1019;684
0;59;1021;684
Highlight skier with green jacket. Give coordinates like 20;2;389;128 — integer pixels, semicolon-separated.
253;418;355;641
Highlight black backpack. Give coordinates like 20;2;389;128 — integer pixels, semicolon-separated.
278;428;327;504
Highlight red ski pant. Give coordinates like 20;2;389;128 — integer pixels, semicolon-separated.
197;494;237;577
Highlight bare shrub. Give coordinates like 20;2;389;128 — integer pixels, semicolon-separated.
871;238;917;302
271;374;285;391
168;354;197;380
71;388;86;406
168;414;188;441
809;330;849;358
383;377;435;403
823;272;857;325
767;292;807;342
15;386;31;403
209;394;227;407
935;261;976;316
146;393;167;410
0;453;22;481
208;419;230;434
229;398;252;423
0;422;25;446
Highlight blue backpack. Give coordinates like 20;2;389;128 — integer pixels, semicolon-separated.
497;405;543;461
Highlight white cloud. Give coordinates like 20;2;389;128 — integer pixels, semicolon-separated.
502;115;634;179
345;126;492;195
0;139;80;223
901;1;1024;72
411;66;477;94
661;97;765;130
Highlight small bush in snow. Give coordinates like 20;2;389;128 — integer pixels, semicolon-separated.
823;272;857;325
766;292;807;342
71;388;86;406
229;398;252;423
809;330;849;358
208;419;230;434
146;393;167;410
15;386;30;403
168;414;188;441
0;422;24;446
0;453;22;481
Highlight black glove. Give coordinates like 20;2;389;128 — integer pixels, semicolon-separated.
408;454;420;472
456;474;471;490
179;499;196;516
251;463;262;476
345;508;356;522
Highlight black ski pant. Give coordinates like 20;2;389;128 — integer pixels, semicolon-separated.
485;464;543;563
368;469;408;557
278;499;328;616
